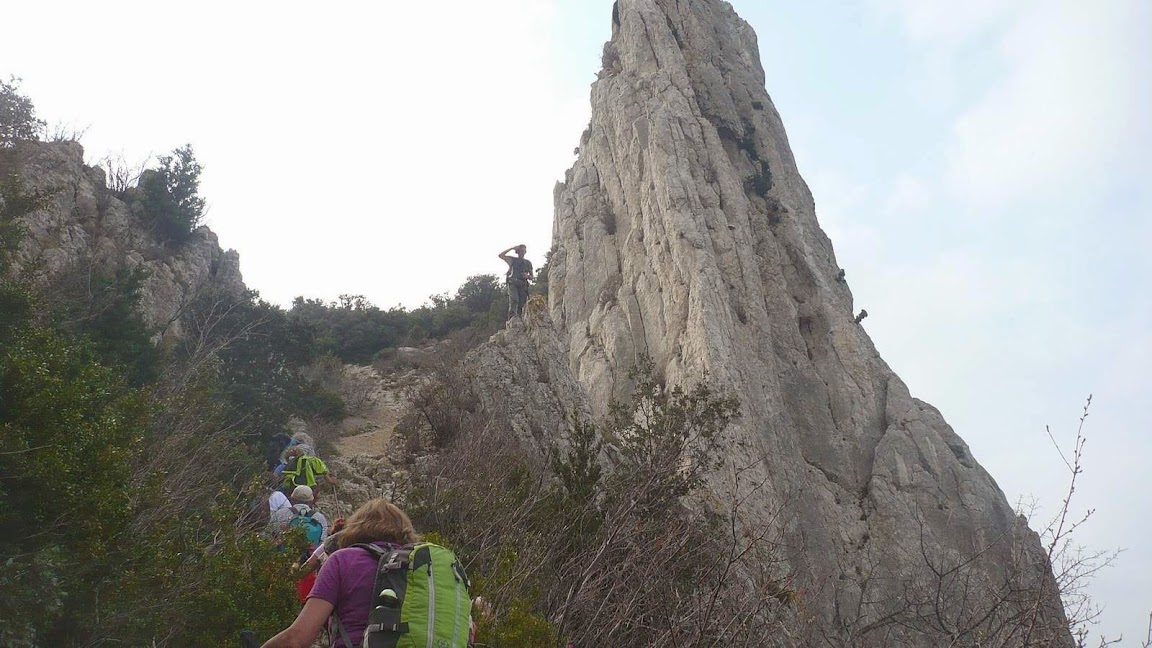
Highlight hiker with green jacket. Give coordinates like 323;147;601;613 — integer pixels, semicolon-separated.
499;244;533;319
281;446;336;494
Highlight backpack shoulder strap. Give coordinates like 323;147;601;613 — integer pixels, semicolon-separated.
331;613;354;648
352;542;390;558
353;543;412;573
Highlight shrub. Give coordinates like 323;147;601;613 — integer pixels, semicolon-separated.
0;276;329;645
0;318;148;645
289;274;508;365
137;144;206;244
0;169;39;277
0;77;43;145
530;247;553;298
174;286;344;445
44;262;159;386
404;358;795;648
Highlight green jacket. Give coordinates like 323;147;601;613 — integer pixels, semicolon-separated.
282;455;328;489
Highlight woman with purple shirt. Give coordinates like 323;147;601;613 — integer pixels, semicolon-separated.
261;498;420;648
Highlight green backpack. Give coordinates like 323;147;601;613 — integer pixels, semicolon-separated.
333;542;472;648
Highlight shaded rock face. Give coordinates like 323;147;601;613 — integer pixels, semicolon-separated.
5;141;244;338
533;0;1067;639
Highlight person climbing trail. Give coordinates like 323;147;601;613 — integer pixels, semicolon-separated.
498;244;533;319
301;517;346;573
281;445;337;496
271;485;330;541
267;432;292;471
260;498;472;648
268;485;330;602
274;432;317;475
268;485;291;519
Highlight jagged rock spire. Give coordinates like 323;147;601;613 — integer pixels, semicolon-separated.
545;0;1069;641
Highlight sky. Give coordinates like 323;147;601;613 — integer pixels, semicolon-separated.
3;0;1149;640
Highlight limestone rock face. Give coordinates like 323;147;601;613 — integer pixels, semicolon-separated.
468;317;595;453
6;141;244;337
538;0;1066;638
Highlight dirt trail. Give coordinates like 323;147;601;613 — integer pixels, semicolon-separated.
331;365;409;458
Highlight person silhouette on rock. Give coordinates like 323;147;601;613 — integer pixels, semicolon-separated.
498;244;533;319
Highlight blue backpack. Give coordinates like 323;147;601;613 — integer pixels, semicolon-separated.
287;506;324;547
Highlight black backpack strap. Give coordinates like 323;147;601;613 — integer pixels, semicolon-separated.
330;545;390;647
355;544;412;641
353;543;409;570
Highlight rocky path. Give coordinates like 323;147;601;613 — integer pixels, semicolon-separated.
318;364;415;515
331;364;407;458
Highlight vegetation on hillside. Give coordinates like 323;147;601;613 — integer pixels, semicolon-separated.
290;272;508;364
398;357;799;647
0;86;346;644
0;82;528;644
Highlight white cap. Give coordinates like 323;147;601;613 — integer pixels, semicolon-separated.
290;485;314;502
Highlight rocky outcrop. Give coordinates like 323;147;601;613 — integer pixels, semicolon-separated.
4;141;244;338
467;317;595;453
474;0;1068;641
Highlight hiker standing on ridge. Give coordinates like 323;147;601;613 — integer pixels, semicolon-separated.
499;244;533;319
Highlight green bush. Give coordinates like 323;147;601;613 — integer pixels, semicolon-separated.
137;144;206;244
475;597;557;648
0;284;319;646
530;247;553;297
46;262;159;386
404;359;765;648
0;77;43;145
0;317;148;645
290;273;507;365
104;492;300;645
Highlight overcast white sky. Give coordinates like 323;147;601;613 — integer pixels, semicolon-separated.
3;0;1149;640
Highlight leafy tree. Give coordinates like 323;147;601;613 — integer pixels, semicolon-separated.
178;286;345;444
0;309;148;645
46;262;160;386
455;273;504;314
137;144;206;243
0;77;43;145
